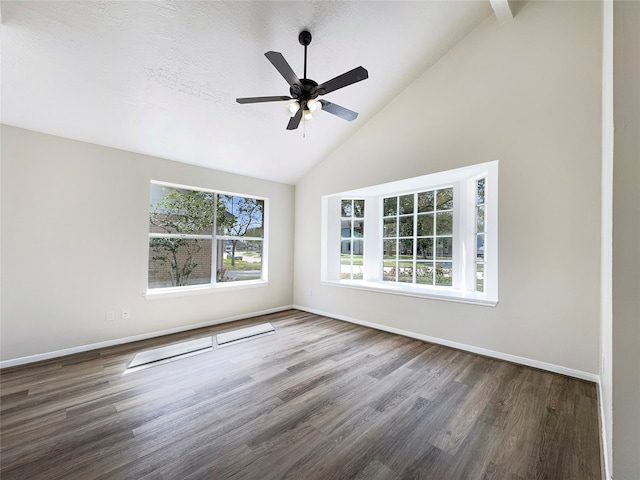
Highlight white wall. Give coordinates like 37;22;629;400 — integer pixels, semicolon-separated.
294;1;602;375
612;1;640;478
0;125;295;363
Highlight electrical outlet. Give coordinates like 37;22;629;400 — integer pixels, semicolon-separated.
105;311;115;322
122;308;130;320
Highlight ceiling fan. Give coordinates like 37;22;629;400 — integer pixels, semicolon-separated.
236;30;369;131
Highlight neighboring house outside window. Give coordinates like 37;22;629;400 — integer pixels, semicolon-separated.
148;182;265;293
322;161;498;306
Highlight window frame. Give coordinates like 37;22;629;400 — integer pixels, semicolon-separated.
146;180;268;298
321;161;498;306
381;187;455;286
340;199;365;280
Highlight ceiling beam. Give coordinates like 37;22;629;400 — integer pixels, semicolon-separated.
489;0;514;25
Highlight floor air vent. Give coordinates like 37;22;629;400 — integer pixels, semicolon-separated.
216;323;275;347
126;336;213;373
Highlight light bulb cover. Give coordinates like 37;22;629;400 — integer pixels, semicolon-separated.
287;101;301;117
303;109;313;121
307;98;320;113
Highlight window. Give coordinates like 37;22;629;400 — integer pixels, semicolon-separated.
475;178;486;292
341;199;365;280
148;182;266;292
382;188;454;286
321;161;498;306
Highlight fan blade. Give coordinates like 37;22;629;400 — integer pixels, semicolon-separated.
265;51;302;91
319;100;358;121
236;96;292;104
286;109;302;130
316;66;368;95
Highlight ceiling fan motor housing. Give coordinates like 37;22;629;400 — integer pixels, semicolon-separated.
290;79;321;106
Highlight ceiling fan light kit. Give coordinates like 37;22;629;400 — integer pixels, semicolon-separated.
236;30;369;131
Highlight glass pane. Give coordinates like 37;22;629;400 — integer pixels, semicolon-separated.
383;218;397;237
219;240;262;282
352;239;364;257
383;240;396;259
353;220;364;237
476;262;485;292
354;200;365;218
417;191;434;213
340;255;351;280
217;195;264;237
436;211;453;235
435;237;453;261
383;197;397;216
436;188;454;211
399;194;414;214
417;213;434;236
416;262;434;285
341;240;352;254
399;216;413;237
477;178;486;205
341;220;352;238
383;265;396;282
417;238;433;260
399;239;414;258
477;205;485;233
149;238;212;288
352;264;364;280
149;185;214;235
398;262;413;283
435;261;453;286
341;199;353;217
476;234;485;261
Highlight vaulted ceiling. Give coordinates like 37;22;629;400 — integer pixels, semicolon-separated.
1;1;508;184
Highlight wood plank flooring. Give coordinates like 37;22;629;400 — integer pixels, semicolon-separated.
0;310;602;479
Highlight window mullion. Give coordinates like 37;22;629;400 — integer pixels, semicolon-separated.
212;192;218;285
395;197;399;282
413;193;418;283
350;201;355;280
364;196;379;282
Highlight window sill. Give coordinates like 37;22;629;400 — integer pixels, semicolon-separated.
145;280;269;300
322;280;497;307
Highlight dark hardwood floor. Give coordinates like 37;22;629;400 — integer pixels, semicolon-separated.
0;310;602;479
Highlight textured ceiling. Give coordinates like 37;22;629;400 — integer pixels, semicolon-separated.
1;1;494;184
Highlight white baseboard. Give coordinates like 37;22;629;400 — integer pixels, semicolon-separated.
6;304;600;383
0;305;293;369
293;304;600;383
